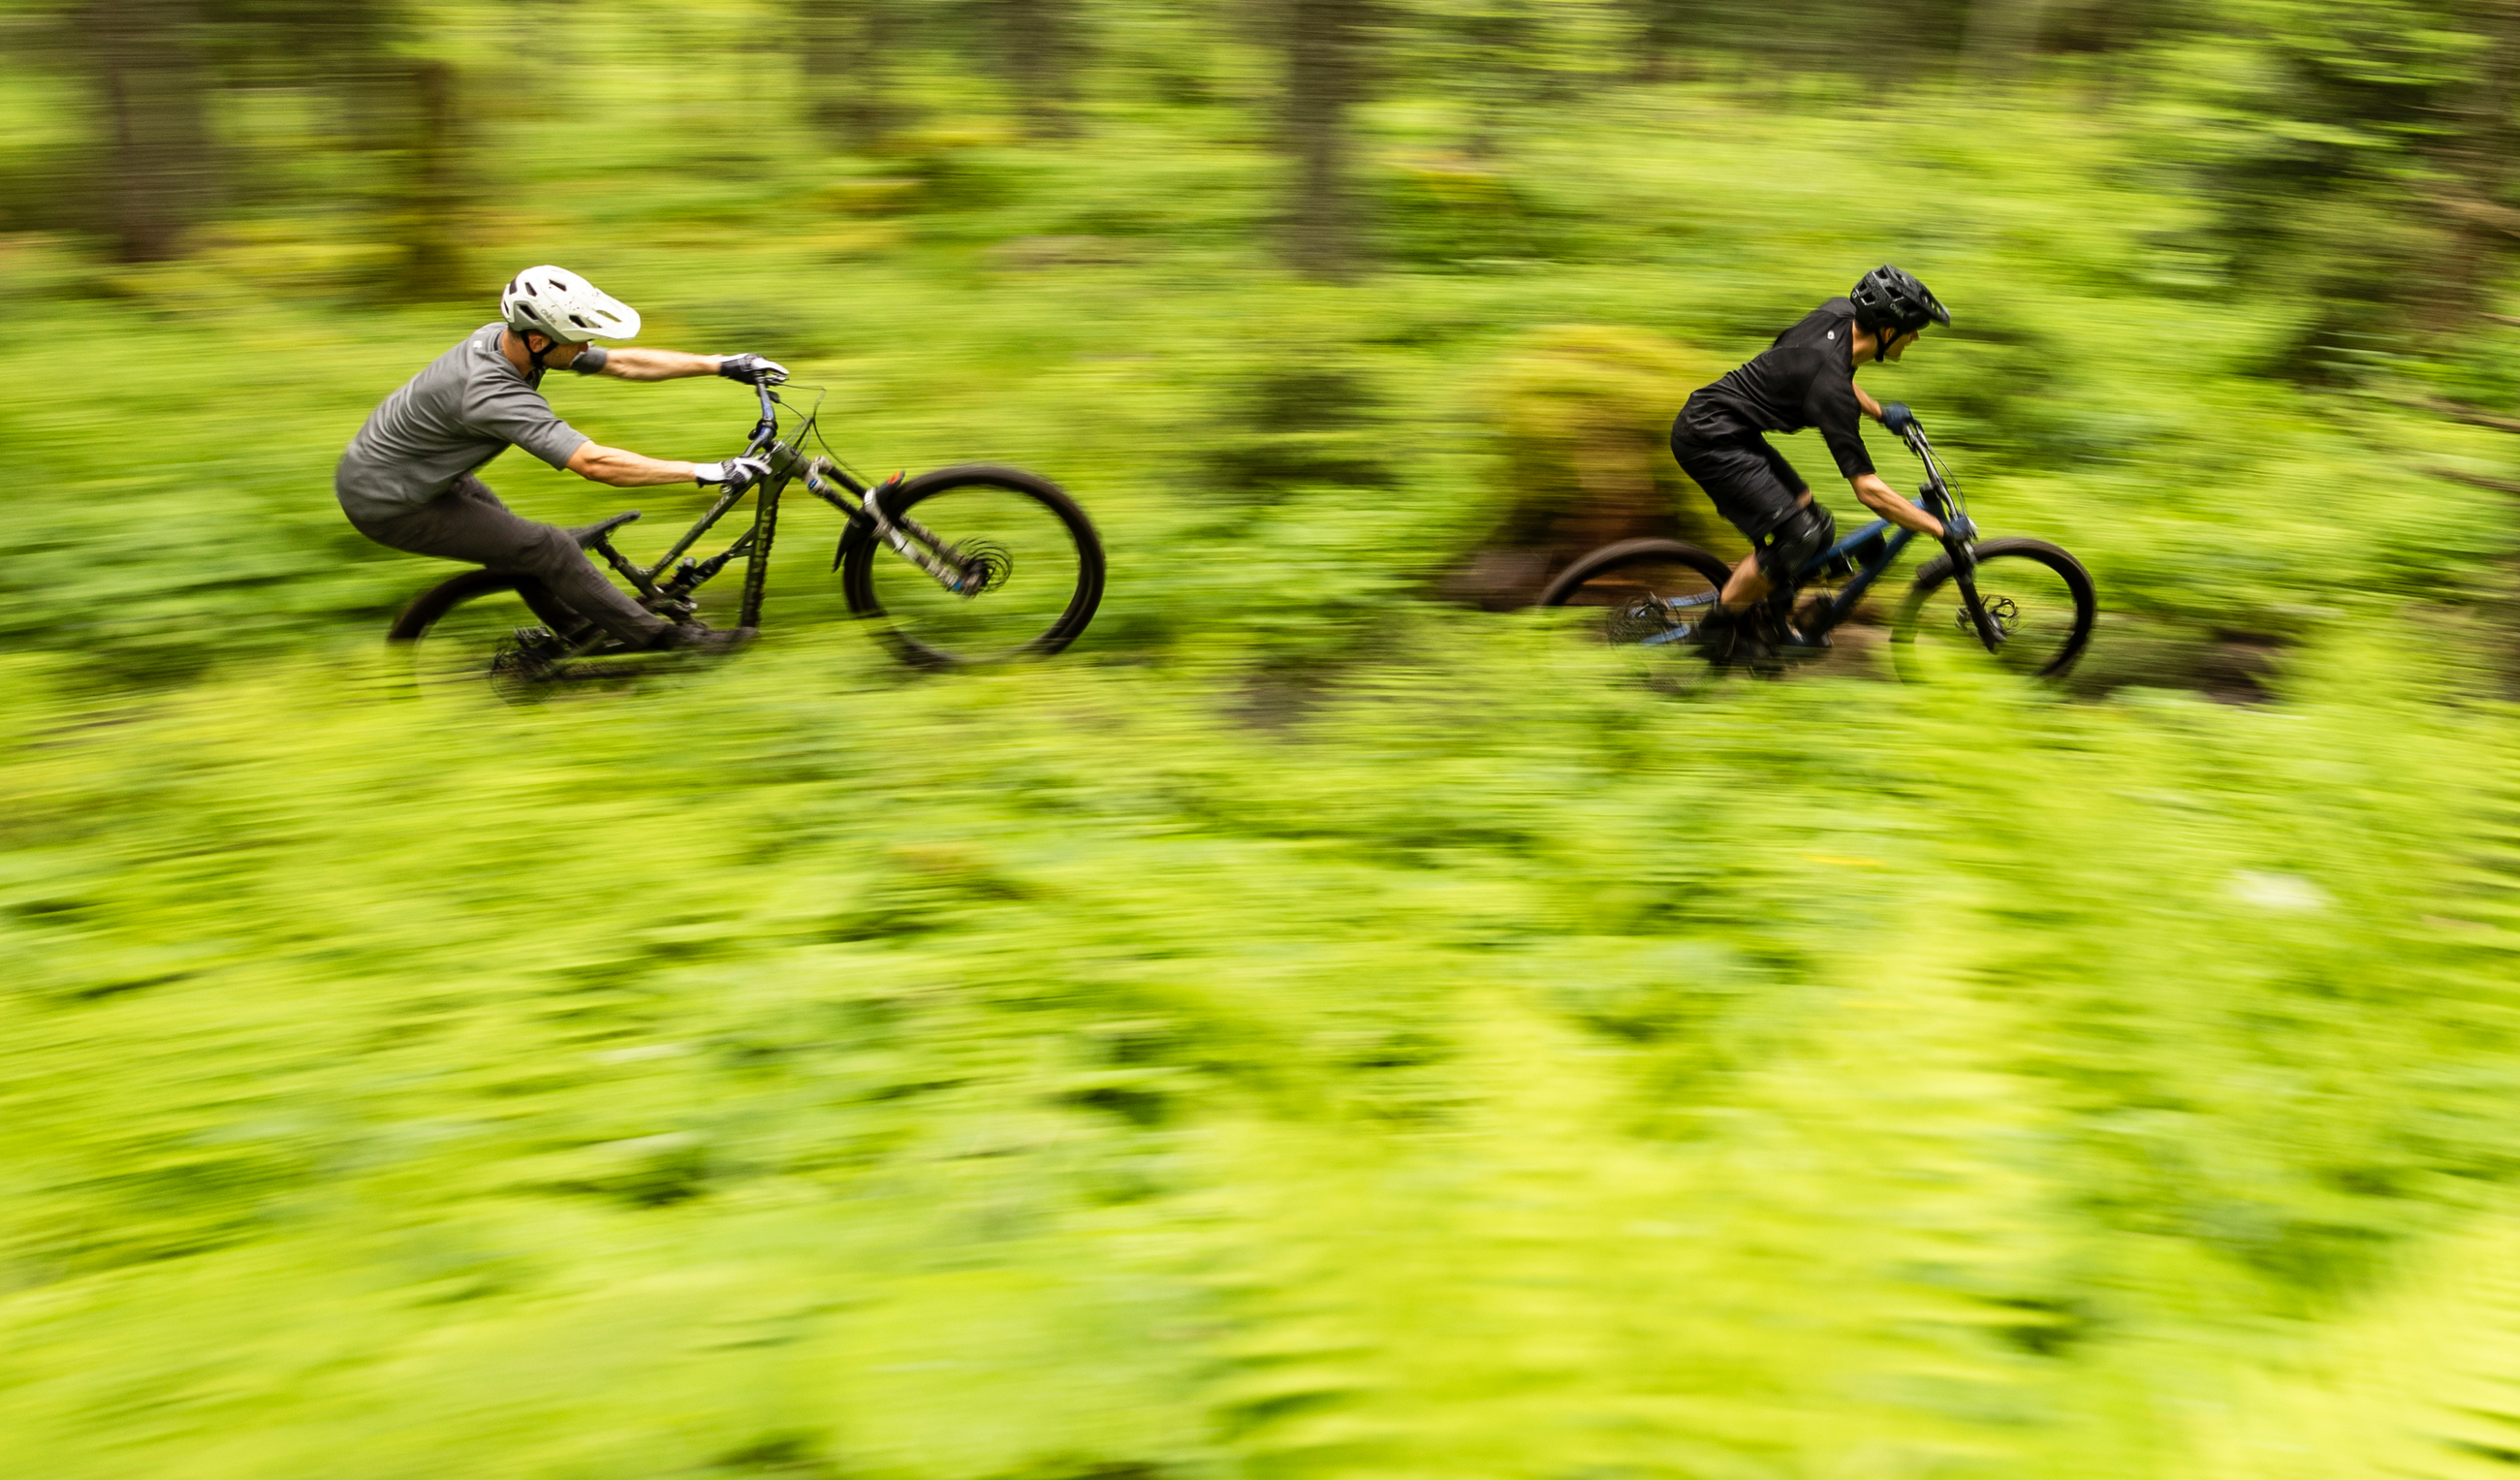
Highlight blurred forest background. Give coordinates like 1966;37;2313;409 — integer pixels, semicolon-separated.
11;1;2520;1476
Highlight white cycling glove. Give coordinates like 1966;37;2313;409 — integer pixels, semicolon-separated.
693;456;773;492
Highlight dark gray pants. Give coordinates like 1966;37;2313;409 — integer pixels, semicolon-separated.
353;475;670;646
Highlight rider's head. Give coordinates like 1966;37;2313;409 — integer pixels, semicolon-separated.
498;266;642;371
1848;265;1949;364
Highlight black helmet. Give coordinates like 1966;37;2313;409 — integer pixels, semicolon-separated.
1849;265;1951;337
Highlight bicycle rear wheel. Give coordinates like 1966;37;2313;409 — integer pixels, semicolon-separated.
840;464;1104;668
389;570;608;698
1537;539;1734;649
1891;538;2095;682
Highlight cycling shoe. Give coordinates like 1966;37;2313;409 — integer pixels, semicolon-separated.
654;622;757;654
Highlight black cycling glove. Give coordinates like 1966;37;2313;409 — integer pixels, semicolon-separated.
1880;402;1918;436
716;354;790;387
1940;511;1978;545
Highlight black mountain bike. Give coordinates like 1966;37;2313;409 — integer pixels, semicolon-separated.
1538;417;2095;681
389;380;1106;691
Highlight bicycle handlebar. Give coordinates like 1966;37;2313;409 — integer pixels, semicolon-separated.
1895;416;1977;553
744;380;780;456
1898;419;1953;493
733;380;854;494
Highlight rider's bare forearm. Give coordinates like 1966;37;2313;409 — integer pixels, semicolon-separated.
1852;382;1884;420
591;347;724;382
1851;472;1946;538
566;441;701;487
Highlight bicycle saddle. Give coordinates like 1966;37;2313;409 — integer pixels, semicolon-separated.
569;511;642;548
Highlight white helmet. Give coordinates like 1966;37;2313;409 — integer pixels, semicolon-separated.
498;266;641;343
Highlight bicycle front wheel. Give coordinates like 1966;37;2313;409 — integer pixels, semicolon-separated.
1892;538;2095;682
840;464;1105;667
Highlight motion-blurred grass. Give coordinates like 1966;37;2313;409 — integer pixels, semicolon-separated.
8;630;2520;1478
9;4;2520;1475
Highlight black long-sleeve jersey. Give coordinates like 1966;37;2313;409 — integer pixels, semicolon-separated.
1680;298;1875;480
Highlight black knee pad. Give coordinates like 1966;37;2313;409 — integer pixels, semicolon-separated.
1757;504;1837;586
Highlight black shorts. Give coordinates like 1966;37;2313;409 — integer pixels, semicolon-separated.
1670;417;1810;540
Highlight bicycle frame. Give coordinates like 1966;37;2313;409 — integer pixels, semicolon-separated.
567;381;967;644
1629;422;1974;649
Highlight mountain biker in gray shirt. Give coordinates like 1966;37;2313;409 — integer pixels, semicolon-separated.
336;266;788;652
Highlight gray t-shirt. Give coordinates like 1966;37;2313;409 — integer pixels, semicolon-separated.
334;323;594;522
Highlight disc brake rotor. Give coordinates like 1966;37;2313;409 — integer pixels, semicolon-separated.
1955;593;2020;639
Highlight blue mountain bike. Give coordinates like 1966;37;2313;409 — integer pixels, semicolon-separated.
1539;418;2095;681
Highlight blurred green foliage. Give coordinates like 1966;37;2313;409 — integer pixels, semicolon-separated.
8;633;2520;1478
9;1;2520;1475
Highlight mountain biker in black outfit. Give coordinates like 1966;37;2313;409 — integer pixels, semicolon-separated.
1669;265;1964;657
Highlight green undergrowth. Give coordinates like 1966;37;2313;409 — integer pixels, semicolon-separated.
5;48;2517;688
5;616;2520;1477
14;7;2520;1471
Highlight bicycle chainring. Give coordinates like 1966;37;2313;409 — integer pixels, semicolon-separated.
488;630;561;697
1605;593;1682;646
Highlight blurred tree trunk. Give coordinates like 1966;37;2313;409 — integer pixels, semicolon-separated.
1280;0;1372;281
333;2;407;161
271;0;464;298
2094;0;2176;95
394;59;466;299
1629;0;1694;82
1965;0;2048;78
2428;0;2520;329
1002;0;1077;138
85;0;213;262
800;0;898;148
1457;0;1540;158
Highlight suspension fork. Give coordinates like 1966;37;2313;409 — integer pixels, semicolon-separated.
1933;512;2007;652
1950;555;2005;651
870;502;981;592
805;459;982;594
1919;480;2003;651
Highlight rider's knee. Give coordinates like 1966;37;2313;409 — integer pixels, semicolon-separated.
521;522;583;568
1756;503;1836;587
